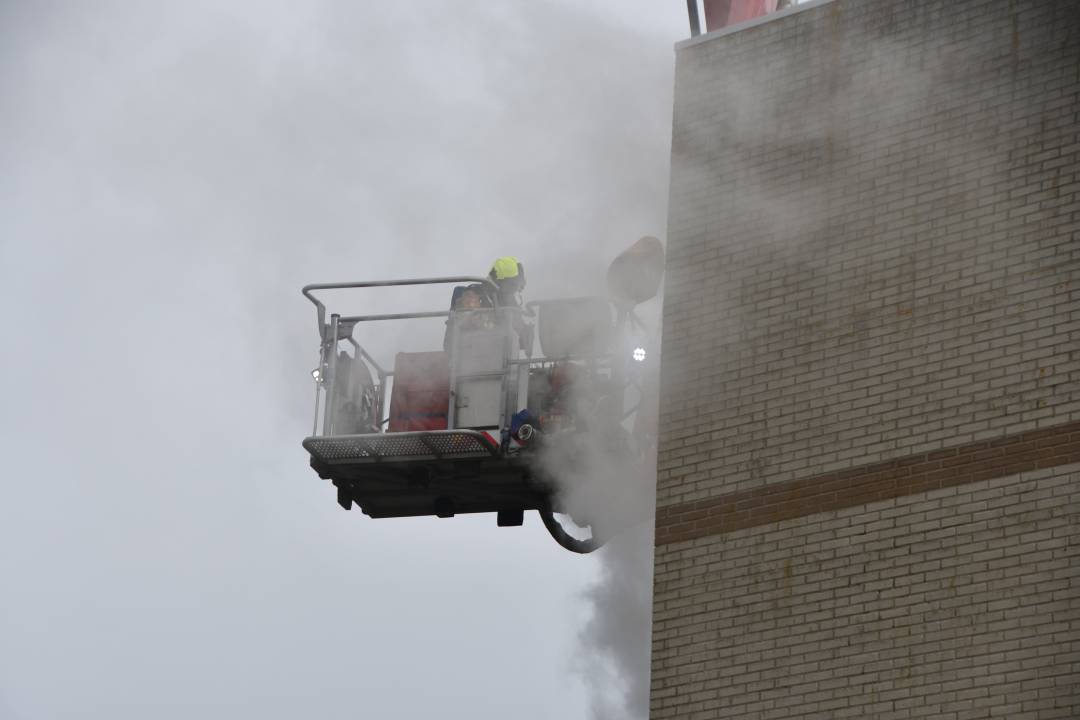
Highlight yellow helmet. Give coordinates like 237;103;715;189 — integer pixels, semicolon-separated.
488;256;525;304
489;256;523;282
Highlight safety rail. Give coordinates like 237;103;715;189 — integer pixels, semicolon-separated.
302;276;497;339
303;277;647;453
304;276;518;439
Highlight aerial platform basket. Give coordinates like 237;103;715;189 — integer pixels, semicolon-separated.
300;275;655;553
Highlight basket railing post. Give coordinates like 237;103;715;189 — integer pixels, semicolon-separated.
447;313;459;430
322;313;341;436
498;307;511;436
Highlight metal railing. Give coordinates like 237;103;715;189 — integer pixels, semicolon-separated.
302;276;496;336
302;277;649;447
303;276;506;437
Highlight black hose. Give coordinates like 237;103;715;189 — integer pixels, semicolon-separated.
539;507;603;554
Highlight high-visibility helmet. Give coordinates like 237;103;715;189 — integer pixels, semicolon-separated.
489;256;524;283
489;256;526;304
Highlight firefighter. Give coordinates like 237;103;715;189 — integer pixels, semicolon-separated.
456;286;486;311
488;256;526;307
444;284;493;350
488;256;532;354
443;258;530;352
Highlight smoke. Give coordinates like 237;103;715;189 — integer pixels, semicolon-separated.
568;464;658;720
540;419;659;719
664;7;1027;408
575;522;657;719
0;2;677;719
533;282;662;718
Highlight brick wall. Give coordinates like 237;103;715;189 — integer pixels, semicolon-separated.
659;0;1079;506
652;463;1080;719
653;0;1079;716
656;421;1080;546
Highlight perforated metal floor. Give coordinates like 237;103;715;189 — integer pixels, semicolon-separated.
304;430;499;464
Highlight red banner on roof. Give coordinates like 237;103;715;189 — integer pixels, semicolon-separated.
704;0;779;31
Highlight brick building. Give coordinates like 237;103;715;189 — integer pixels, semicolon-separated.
652;0;1079;717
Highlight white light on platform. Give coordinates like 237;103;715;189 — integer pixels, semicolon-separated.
633;347;647;362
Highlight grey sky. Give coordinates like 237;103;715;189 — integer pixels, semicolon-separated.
0;1;681;718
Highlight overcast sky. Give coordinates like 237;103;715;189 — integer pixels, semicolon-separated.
0;2;683;718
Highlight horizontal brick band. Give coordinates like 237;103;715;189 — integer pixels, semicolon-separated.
655;420;1080;546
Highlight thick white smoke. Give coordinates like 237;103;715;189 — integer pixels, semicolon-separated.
0;2;678;719
576;522;656;720
534;279;663;718
539;411;659;718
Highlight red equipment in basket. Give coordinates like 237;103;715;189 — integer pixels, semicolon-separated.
388;351;450;432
